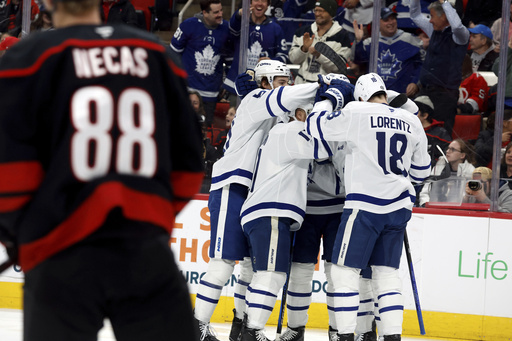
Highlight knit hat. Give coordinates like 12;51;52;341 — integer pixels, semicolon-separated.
414;95;435;115
315;0;338;18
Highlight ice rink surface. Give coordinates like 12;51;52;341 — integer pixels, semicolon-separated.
0;308;467;341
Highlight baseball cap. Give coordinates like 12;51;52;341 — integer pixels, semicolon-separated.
381;7;397;20
0;37;19;51
468;24;493;40
315;0;338;18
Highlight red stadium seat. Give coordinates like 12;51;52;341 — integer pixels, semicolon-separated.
451;115;481;141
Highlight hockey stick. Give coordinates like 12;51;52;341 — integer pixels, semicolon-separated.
403;230;426;335
275;231;297;341
314;42;347;75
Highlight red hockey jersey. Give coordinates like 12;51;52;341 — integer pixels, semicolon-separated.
0;24;204;272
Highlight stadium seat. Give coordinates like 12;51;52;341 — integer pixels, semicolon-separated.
451;115;481;141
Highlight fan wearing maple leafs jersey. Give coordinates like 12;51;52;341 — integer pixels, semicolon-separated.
171;0;232;126
0;0;203;338
353;7;424;96
222;0;288;98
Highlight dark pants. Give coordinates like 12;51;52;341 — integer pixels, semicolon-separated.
23;234;198;341
420;86;459;136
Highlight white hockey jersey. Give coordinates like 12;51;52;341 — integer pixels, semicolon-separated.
210;83;319;191
306;150;346;215
240;120;332;227
306;100;431;214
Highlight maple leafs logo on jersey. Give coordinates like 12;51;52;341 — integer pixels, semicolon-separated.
247;41;263;69
194;45;220;76
378;50;402;81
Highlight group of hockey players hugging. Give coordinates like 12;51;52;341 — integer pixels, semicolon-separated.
193;60;431;341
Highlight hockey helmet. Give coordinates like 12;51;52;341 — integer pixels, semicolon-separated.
254;60;292;88
354;73;387;102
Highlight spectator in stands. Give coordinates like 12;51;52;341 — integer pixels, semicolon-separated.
222;0;288;105
171;0;231;127
189;91;206;124
30;5;53;31
0;0;39;36
418;138;476;206
288;0;352;84
474;110;512;167
501;142;512;180
0;36;18;58
393;0;437;33
463;167;512;213
100;0;137;27
490;3;512;53
339;0;373;42
501;142;512;179
213;106;235;157
493;35;512;109
454;0;501;28
410;0;469;135
266;0;314;52
352;7;424;96
467;24;498;72
458;55;489;115
415;95;452;165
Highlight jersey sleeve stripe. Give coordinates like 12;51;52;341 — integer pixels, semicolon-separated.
168;59;188;79
211;169;253;184
410;163;431;170
410;174;428;182
0;161;44;193
276;86;289;113
240;201;306;219
0;195;32;213
0;39;166;78
170;171;203;200
19;181;175;272
265;90;277;117
170;171;204;212
346;190;414;206
298;131;310;141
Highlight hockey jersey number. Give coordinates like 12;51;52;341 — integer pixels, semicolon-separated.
70;86;157;181
376;131;408;177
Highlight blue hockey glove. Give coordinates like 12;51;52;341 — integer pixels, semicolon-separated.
316;79;354;110
235;69;257;99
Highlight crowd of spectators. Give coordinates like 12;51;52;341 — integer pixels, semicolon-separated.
2;0;512;208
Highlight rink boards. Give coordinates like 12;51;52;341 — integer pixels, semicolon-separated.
1;197;511;340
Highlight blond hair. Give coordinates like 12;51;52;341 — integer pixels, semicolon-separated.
473;167;492;181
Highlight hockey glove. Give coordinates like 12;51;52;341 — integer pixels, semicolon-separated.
235;69;257;99
318;73;350;85
317;79;355;111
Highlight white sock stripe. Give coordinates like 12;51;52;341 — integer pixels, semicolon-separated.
267;217;279;271
214;185;230;258
338;209;358;265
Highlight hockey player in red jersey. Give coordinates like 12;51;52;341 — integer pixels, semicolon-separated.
0;0;204;339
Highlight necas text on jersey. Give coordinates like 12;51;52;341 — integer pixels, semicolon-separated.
72;46;149;79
